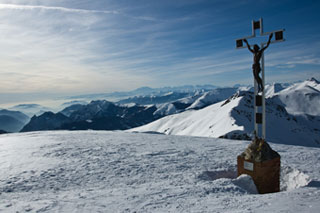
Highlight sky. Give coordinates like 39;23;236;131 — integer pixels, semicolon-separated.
0;0;320;104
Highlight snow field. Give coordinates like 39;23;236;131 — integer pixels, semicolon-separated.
0;131;319;212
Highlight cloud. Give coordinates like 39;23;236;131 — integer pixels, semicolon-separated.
0;3;158;22
257;40;320;68
286;56;320;66
0;2;236;94
0;3;156;95
0;3;119;14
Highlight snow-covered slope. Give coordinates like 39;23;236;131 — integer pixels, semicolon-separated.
0;131;319;212
264;83;289;98
187;87;238;109
133;92;242;138
131;89;320;147
153;103;179;116
275;78;320;116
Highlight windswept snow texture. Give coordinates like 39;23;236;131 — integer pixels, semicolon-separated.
0;131;320;212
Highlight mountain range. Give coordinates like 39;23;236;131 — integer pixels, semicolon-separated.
67;84;217;101
21;100;160;132
131;78;320;147
20;86;235;132
1;78;319;147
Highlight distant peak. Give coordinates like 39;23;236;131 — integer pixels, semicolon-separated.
309;77;319;84
90;100;111;104
134;87;153;92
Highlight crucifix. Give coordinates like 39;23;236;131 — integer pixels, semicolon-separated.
236;18;285;141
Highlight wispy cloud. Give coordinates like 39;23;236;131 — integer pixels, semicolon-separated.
1;1;236;96
286;55;320;66
0;3;159;22
265;43;320;68
0;3;151;95
0;3;119;14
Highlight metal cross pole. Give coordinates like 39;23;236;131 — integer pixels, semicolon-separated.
236;18;285;140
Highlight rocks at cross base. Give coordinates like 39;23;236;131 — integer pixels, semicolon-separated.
240;138;280;162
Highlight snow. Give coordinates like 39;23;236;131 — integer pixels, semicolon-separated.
132;94;241;138
154;103;178;116
130;79;320;147
232;174;258;194
186;88;237;110
120;103;137;108
276;79;320;116
264;83;288;98
281;166;311;191
0;131;320;212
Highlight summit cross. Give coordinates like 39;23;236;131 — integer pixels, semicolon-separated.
235;18;285;140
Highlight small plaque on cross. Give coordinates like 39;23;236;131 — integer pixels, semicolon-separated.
244;161;254;171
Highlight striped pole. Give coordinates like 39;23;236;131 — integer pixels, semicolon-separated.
236;18;285;140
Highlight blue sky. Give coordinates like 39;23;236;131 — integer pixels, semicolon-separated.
0;0;319;104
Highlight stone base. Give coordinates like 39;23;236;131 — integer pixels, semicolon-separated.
237;155;280;194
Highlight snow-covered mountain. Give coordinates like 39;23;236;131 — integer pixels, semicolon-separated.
68;84;217;101
60;104;88;117
21;112;71;132
20;87;243;132
21;100;161;132
117;91;193;105
0;131;319;212
19;79;317;139
120;87;241;117
186;87;238;109
0;109;30;132
151;92;203;116
131;79;320;147
60;100;88;108
274;78;320;116
264;82;290;98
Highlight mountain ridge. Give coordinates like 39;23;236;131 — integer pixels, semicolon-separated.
0;109;30;132
130;79;320;147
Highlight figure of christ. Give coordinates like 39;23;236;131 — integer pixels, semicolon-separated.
244;33;273;93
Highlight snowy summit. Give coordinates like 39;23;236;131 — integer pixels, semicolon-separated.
0;131;320;212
